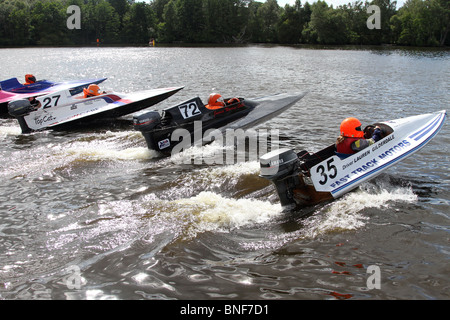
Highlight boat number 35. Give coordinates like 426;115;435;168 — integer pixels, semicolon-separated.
316;158;337;185
42;95;61;109
179;102;201;119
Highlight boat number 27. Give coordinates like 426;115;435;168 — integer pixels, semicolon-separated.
178;102;201;119
42;95;61;109
316;158;337;185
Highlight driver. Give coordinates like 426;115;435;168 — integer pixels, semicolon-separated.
83;84;105;98
24;74;36;85
336;117;382;156
205;93;225;110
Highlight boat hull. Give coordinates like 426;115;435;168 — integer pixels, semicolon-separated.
135;92;306;154
9;86;183;133
1;78;107;117
312;110;447;199
260;110;447;208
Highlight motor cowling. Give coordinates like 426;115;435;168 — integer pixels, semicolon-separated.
133;111;162;151
260;148;299;180
260;148;302;207
133;111;161;133
8;99;32;117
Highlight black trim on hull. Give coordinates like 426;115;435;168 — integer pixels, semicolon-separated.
134;92;307;155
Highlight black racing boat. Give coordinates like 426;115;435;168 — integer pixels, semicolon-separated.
133;92;307;154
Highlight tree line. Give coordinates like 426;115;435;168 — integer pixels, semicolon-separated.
0;0;448;47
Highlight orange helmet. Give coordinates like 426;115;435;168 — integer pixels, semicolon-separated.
83;84;101;97
25;74;36;84
206;93;224;109
340;117;364;138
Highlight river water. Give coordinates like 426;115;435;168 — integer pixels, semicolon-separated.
0;46;449;301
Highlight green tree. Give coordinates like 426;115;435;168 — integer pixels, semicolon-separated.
257;0;281;42
278;0;303;44
392;0;448;46
336;1;368;45
157;0;178;42
122;2;155;44
30;0;68;45
108;0;128;22
203;0;247;43
3;0;32;46
0;0;448;47
174;0;204;42
431;0;450;46
246;0;264;42
152;0;170;23
367;0;397;44
306;0;348;44
83;0;120;44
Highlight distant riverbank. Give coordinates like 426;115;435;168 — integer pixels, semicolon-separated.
2;43;448;53
1;0;448;48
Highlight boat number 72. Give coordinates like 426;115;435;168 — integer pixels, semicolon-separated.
316;158;337;185
42;95;61;109
178;102;201;119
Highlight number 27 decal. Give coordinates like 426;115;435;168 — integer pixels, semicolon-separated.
316;158;337;185
42;95;61;109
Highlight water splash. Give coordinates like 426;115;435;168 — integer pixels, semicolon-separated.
0;124;21;136
58;130;159;161
242;178;418;251
304;184;416;237
64;146;157;161
175;191;282;231
168;141;232;165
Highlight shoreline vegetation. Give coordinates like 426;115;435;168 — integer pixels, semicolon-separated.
0;0;448;48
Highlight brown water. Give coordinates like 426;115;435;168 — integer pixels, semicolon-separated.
0;46;449;302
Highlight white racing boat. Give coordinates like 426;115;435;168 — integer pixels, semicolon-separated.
260;110;447;208
0;77;107;117
8;85;183;133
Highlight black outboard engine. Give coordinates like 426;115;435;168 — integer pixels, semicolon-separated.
133;111;161;150
260;148;302;207
8;99;33;133
8;99;32;117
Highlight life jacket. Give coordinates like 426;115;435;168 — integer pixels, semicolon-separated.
205;104;223;110
336;137;359;154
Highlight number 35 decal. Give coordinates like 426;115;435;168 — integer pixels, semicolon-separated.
316;158;337;185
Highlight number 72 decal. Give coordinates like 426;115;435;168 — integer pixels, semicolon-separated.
178;101;201;119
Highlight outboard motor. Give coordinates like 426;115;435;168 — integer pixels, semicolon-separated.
133;110;161;150
260;148;302;207
8;99;33;133
8;99;32;117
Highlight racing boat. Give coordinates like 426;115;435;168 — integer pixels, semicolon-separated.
0;77;107;117
8;86;184;133
259;110;447;208
133;92;306;154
